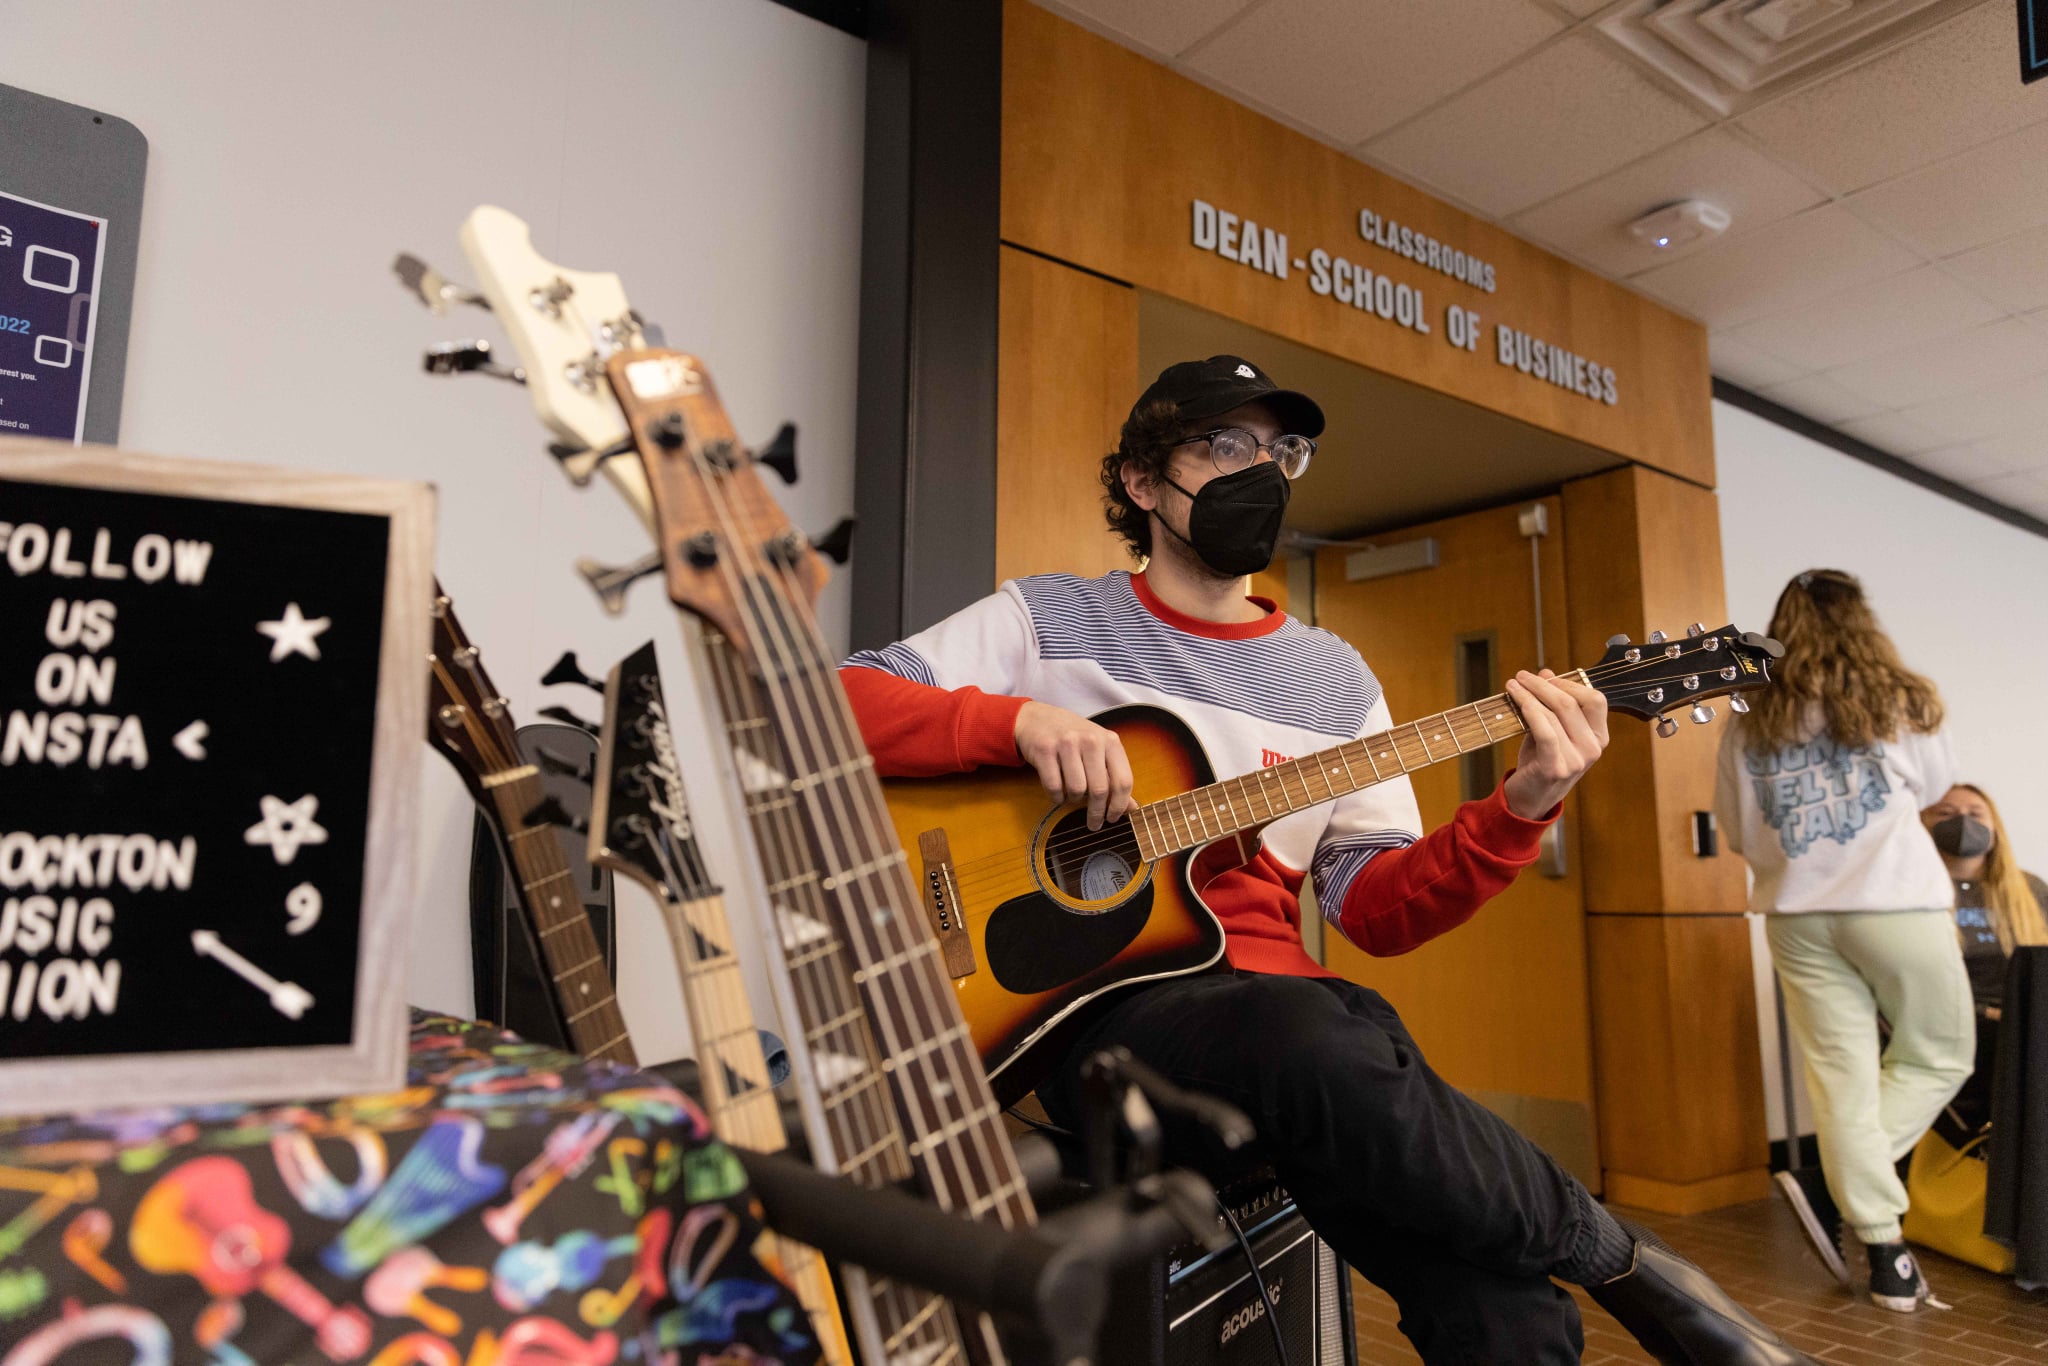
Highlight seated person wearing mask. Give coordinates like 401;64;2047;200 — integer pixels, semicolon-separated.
1923;783;2048;1131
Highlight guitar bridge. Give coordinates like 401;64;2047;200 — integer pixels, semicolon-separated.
916;828;976;980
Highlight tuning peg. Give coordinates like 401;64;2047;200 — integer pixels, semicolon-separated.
535;745;594;784
542;651;606;694
812;517;856;566
1686;622;1705;638
1729;695;1750;714
755;423;798;484
522;793;588;833
537;705;599;735
1647;629;1667;644
1690;703;1717;725
1655;715;1679;738
392;253;487;314
576;550;664;616
422;339;525;384
1604;633;1630;648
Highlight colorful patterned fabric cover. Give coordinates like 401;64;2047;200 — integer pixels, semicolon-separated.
0;1011;821;1366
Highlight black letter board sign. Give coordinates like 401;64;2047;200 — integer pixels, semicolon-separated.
0;437;433;1114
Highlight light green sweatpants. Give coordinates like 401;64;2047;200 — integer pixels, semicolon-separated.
1766;909;1974;1244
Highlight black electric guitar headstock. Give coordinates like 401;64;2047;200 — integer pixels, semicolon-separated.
589;641;717;906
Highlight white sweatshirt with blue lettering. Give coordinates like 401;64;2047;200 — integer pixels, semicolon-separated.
1714;705;1955;914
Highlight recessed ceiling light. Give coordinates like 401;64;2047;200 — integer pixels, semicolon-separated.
1628;200;1732;252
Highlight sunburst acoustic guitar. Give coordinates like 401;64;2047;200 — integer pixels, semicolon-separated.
878;626;1782;1102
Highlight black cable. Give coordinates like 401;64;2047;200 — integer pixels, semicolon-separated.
1220;1198;1291;1366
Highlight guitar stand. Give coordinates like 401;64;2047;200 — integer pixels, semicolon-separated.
737;1048;1255;1366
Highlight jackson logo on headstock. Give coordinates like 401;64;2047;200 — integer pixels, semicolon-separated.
633;683;692;847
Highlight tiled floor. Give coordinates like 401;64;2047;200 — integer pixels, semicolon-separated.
1351;1197;2048;1364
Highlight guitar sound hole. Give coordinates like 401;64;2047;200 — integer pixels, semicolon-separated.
1043;809;1142;906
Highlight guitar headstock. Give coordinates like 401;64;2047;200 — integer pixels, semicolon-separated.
590;641;714;904
602;349;829;666
1586;624;1783;732
456;206;651;504
425;585;523;797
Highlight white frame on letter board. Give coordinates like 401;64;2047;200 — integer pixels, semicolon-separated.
0;436;434;1115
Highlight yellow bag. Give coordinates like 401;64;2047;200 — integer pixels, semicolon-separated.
1903;1126;2015;1274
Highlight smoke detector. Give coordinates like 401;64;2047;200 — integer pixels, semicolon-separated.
1628;200;1732;251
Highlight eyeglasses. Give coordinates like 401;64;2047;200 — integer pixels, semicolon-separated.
1178;427;1316;479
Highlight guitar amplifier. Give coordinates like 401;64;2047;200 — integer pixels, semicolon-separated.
1098;1169;1356;1366
467;723;617;1048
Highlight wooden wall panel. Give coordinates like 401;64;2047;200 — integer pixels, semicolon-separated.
995;246;1141;585
1589;915;1769;1207
1002;0;1714;487
1562;465;1748;915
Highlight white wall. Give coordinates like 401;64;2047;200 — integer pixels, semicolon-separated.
1717;398;2048;1141
3;1;867;1064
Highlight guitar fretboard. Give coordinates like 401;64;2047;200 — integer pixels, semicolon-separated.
485;770;636;1067
702;626;974;1366
1129;680;1576;859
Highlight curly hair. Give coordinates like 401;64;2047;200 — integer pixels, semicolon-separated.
1739;569;1944;752
1099;398;1186;560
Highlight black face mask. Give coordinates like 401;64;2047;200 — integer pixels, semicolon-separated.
1160;462;1292;577
1931;815;1994;859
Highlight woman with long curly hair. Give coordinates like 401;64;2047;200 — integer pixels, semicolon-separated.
1715;569;1973;1312
1921;782;2048;1131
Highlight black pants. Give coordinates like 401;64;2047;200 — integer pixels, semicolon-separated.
1040;970;1592;1365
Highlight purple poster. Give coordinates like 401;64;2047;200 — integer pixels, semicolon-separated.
0;190;108;443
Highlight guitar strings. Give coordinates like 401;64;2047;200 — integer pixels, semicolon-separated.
934;642;1764;886
699;631;929;1361
675;393;1011;1361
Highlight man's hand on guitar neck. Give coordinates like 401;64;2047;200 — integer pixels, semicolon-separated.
1502;669;1610;821
1014;700;1136;830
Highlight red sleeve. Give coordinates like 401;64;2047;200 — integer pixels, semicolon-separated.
840;666;1030;778
1336;779;1555;956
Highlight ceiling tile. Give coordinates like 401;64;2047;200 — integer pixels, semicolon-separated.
1893;368;2048;444
1035;0;1256;57
1942;223;2048;313
1629;205;1920;328
1824;318;2048;409
1363;34;1706;217
1735;3;2048;194
1838;409;1954;457
1906;441;2030;485
1726;265;2001;371
1708;332;1807;389
1848;117;2048;257
1507;129;1826;278
1187;0;1561;145
1757;373;1885;425
1969;429;2048;474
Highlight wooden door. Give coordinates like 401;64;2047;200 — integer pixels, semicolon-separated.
1312;496;1600;1187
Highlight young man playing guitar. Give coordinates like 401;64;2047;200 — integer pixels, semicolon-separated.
842;356;1809;1365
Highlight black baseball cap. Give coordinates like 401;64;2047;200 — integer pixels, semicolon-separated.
1132;355;1325;439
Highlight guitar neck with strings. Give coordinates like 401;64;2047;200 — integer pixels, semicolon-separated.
587;640;854;1366
698;623;980;1363
1131;630;1768;858
432;212;986;1365
606;349;1032;1366
424;587;634;1067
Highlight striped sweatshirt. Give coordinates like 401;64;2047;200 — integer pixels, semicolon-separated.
841;570;1553;978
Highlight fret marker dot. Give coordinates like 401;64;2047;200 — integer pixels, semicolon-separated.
933;1081;955;1099
581;983;590;994
550;897;561;908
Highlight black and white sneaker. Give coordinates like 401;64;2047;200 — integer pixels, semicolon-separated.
1867;1241;1929;1313
1773;1168;1850;1286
